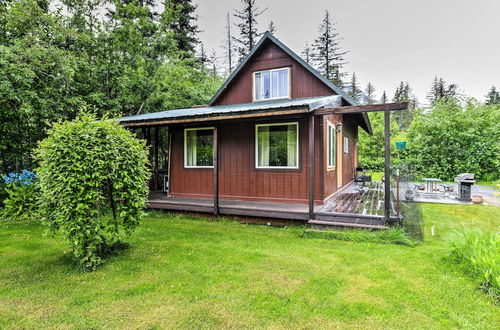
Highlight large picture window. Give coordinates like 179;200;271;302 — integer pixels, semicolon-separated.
327;123;336;168
184;127;214;168
254;67;290;101
256;122;298;169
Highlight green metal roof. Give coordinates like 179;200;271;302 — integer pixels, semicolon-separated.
118;95;342;125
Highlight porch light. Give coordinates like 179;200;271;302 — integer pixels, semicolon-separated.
336;122;343;132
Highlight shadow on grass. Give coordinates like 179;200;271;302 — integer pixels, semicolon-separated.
401;202;424;241
301;227;417;247
34;241;133;273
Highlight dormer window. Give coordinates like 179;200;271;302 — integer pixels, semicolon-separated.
254;67;290;101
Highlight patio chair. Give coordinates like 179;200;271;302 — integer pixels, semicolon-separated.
355;167;371;186
440;184;453;193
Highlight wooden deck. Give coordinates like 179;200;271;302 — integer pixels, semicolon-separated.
148;182;393;229
149;192;311;220
317;182;396;216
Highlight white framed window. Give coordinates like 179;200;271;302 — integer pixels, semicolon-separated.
184;127;214;168
327;123;336;168
344;136;349;154
253;67;290;101
255;122;298;169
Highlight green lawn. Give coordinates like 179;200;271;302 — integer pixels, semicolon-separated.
1;205;499;328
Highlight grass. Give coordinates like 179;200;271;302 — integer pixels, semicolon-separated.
369;171;383;181
302;227;417;247
450;230;499;301
1;205;499;328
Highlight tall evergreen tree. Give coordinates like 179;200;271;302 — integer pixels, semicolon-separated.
233;0;267;61
311;10;348;87
221;12;234;74
484;85;500;105
267;20;277;34
346;73;362;102
364;82;376;104
380;90;388;104
208;49;219;77
426;76;459;105
393;81;418;129
198;42;208;64
167;0;199;54
301;42;312;64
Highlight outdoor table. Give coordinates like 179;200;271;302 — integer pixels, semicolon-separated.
422;178;442;193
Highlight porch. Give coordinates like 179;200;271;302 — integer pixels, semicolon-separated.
121;100;409;229
148;181;393;229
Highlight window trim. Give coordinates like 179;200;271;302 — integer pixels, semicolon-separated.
253;67;291;102
327;121;336;169
184;127;215;169
255;122;299;169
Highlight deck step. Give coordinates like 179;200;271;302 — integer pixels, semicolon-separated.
314;213;385;226
307;219;389;230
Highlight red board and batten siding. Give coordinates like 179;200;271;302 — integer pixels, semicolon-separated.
322;114;341;200
342;114;359;186
169;39;358;205
212;41;333;106
169;116;324;204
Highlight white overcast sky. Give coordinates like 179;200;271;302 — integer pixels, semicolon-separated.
194;0;500;104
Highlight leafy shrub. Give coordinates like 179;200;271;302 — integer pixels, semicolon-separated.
405;99;500;181
35;114;150;270
1;170;39;220
3;169;37;185
358;157;384;172
302;227;416;246
450;230;499;301
0;176;7;207
358;111;401;172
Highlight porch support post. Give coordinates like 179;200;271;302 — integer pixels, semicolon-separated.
166;126;172;194
308;115;315;220
384;109;391;223
154;126;159;191
213;125;219;216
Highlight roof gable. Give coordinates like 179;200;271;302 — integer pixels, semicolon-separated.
208;32;359;107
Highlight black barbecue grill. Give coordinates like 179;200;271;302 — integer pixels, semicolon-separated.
455;173;475;202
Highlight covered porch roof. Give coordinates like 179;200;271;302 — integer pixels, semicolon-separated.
118;95;341;125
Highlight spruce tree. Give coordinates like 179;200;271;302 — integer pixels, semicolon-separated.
267;20;277;34
167;0;199;54
198;43;208;64
364;82;376;104
380;91;388;104
426;76;459;105
301;43;312;64
311;10;348;87
221;12;235;74
233;0;267;61
346;73;362;102
208;49;219;77
393;81;418;129
485;85;500;105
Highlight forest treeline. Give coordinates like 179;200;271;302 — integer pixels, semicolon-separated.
0;0;222;172
1;0;498;181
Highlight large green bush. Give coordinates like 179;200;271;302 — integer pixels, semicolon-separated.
406;100;499;181
35;114;150;270
358;111;401;172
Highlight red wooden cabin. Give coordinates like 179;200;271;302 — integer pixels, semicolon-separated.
119;32;406;228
